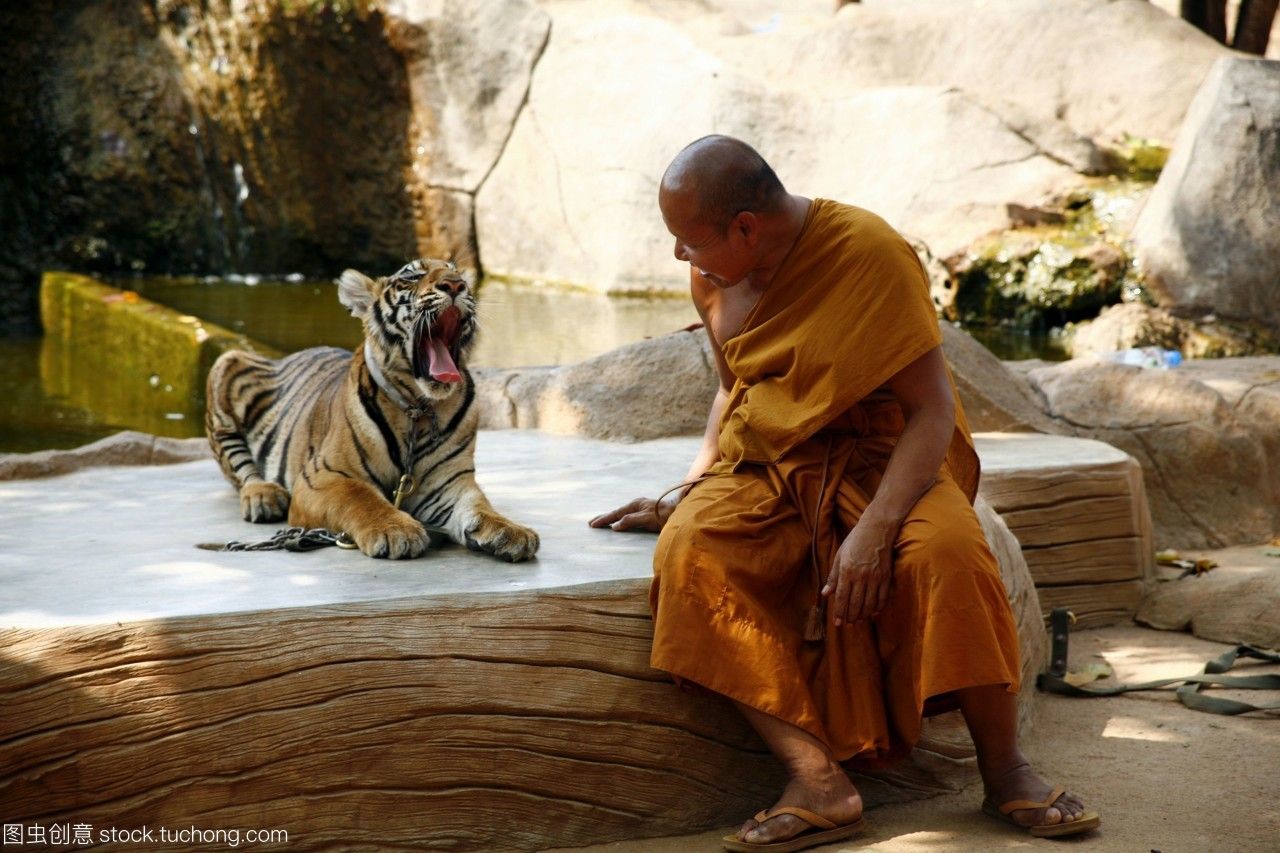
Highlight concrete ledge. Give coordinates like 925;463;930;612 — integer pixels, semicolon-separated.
2;429;1158;848
0;429;1064;850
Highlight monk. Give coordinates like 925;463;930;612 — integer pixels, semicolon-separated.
590;135;1098;850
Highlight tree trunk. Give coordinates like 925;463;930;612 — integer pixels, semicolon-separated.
1181;0;1228;43
1233;0;1280;54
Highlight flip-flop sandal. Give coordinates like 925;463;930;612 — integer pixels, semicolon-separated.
722;805;868;852
982;785;1101;838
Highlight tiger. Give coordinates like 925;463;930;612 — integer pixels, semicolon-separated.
204;257;539;561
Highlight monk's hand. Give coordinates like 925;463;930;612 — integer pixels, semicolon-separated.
588;494;678;533
825;519;897;625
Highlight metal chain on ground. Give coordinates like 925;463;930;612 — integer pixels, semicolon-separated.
197;527;345;552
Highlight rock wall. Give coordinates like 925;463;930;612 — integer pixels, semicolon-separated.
0;0;548;331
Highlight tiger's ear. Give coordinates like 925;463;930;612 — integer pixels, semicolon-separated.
337;269;382;318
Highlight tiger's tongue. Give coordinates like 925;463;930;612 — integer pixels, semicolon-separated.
423;307;462;383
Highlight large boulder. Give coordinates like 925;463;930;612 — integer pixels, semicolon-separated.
735;0;1227;145
1130;57;1280;332
474;330;719;441
1026;358;1279;549
475;12;1083;293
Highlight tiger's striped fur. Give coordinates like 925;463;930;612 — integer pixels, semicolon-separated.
205;258;539;561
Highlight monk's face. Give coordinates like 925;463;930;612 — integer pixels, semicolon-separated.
660;187;756;289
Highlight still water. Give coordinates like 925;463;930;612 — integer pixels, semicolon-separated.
0;276;1067;454
0;277;699;453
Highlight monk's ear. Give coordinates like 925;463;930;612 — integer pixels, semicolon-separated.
337;269;384;319
732;211;759;245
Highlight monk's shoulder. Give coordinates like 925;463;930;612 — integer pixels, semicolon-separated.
814;200;907;256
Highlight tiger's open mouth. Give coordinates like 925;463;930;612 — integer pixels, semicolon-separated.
412;305;465;384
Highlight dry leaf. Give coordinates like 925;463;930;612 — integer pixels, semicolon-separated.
1064;662;1113;686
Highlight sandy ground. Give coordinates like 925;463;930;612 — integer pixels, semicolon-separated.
549;624;1280;853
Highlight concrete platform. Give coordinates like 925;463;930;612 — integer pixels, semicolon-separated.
0;429;1150;851
0;432;696;630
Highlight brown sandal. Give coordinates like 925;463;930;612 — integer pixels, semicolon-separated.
721;805;868;852
982;785;1101;838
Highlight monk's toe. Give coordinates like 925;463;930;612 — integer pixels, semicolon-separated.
744;815;802;844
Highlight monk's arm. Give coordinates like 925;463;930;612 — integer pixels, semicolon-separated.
825;345;955;624
863;345;956;530
589;277;731;531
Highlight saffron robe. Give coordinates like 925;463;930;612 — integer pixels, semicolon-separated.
650;199;1022;765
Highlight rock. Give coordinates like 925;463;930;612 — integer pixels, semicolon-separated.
475;11;1083;293
386;0;550;193
0;431;209;481
944;181;1150;330
939;324;1059;434
474;330;719;441
742;0;1226;145
0;0;548;328
1130;57;1280;332
1137;545;1280;649
1068;303;1280;359
1027;358;1279;549
475;322;1058;440
976;433;1155;628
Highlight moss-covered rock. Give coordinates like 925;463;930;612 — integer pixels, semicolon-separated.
1068;302;1280;359
40;271;277;438
950;179;1152;331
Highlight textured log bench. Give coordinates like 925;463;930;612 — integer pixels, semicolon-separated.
0;429;1142;850
975;433;1156;628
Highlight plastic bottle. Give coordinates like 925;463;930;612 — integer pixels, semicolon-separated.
1102;347;1183;369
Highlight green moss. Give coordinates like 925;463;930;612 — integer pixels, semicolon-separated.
955;179;1154;330
38;272;277;438
1103;134;1170;182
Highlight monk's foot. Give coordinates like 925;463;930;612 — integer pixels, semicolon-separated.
981;759;1088;829
737;764;863;845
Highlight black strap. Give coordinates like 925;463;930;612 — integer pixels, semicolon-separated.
1036;608;1280;716
1048;606;1071;677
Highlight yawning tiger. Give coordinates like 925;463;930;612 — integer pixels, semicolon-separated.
205;258;539;561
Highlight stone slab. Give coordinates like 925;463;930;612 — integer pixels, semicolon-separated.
0;431;1151;631
0;432;697;630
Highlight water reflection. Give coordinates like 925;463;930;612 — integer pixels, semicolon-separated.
122;276;700;368
1;276;700;452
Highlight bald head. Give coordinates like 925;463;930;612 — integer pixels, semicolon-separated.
661;135;786;231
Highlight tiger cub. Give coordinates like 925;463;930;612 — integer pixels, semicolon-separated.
205;258;539;561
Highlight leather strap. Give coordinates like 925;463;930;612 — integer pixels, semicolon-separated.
998;785;1065;815
753;806;838;830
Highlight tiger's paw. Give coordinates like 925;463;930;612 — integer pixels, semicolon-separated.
464;512;540;563
240;481;290;523
353;511;430;560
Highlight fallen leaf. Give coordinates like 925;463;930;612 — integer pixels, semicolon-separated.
1064;662;1113;686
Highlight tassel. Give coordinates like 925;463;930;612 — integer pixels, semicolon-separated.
803;600;826;642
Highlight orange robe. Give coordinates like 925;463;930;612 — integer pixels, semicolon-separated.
650;200;1021;765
